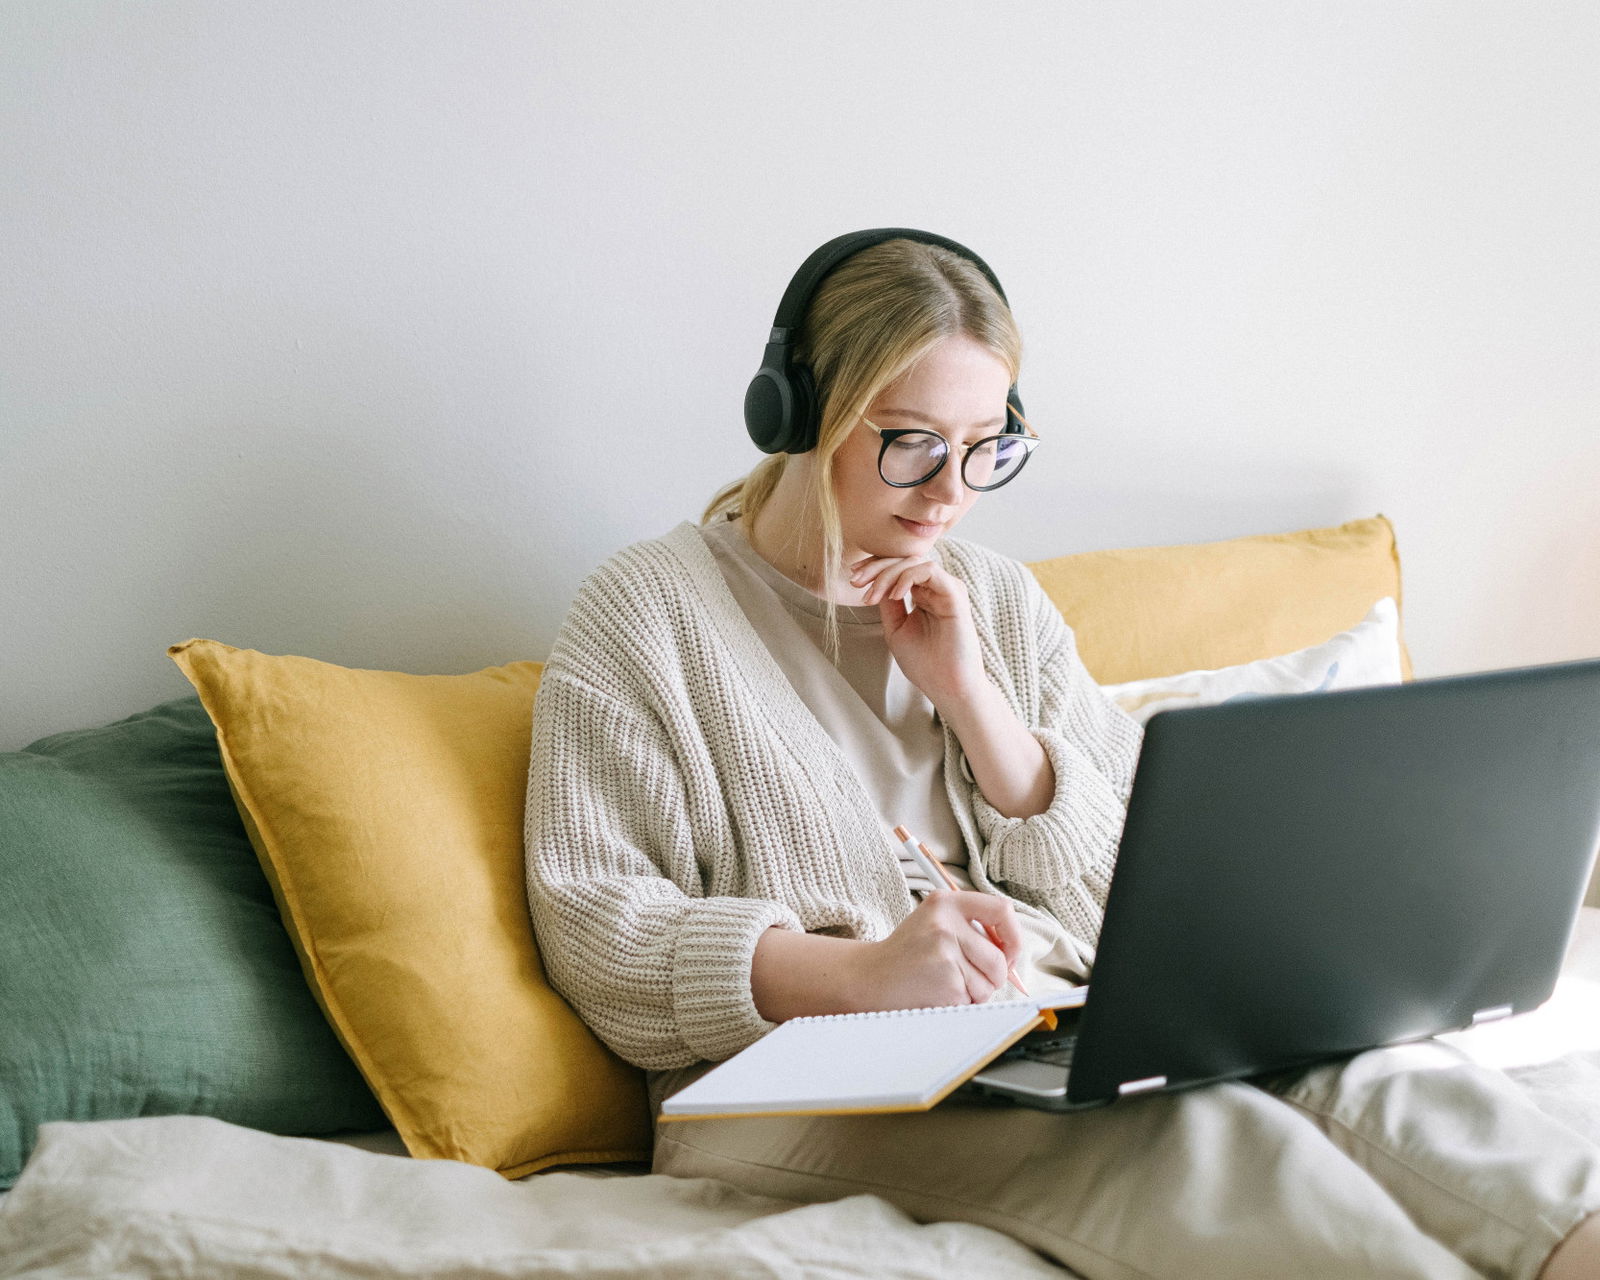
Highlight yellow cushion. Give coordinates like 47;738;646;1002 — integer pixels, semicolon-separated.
166;639;651;1178
1027;515;1413;685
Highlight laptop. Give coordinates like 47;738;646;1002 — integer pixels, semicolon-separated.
963;656;1600;1111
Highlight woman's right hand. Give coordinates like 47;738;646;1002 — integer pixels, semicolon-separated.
849;890;1025;1012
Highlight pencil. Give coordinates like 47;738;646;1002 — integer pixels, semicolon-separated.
892;824;1032;999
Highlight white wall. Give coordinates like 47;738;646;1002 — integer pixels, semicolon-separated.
3;1;1598;751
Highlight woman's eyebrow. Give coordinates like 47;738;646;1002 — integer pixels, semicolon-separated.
874;407;1009;432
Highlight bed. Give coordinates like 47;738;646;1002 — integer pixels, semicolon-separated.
2;514;1596;1278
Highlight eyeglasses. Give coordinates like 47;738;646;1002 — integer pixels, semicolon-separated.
860;407;1040;491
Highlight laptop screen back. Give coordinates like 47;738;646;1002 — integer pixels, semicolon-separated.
1065;658;1600;1105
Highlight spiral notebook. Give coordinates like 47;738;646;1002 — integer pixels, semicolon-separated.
658;994;1082;1121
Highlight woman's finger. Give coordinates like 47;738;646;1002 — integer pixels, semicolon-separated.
849;554;915;584
883;556;953;608
904;566;958;610
953;923;1006;1002
878;593;909;628
866;559;936;605
953;891;1025;964
860;560;914;603
851;554;960;600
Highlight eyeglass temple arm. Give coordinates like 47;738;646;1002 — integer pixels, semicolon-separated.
1009;408;1040;439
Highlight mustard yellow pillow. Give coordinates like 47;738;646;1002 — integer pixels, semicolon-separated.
1028;515;1412;685
166;639;650;1177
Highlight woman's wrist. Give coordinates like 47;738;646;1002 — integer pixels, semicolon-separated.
929;670;1003;730
920;664;992;713
935;680;1056;819
750;926;873;1022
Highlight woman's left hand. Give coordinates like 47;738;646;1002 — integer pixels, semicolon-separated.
849;553;988;709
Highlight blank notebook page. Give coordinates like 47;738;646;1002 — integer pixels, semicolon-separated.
660;999;1046;1118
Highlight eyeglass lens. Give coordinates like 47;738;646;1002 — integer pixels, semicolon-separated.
879;431;1031;490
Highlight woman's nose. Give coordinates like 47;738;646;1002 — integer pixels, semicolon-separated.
927;456;966;503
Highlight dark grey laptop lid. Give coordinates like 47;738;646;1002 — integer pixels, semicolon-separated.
1066;657;1600;1105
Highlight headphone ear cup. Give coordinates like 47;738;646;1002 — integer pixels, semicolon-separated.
785;363;819;453
744;365;792;454
743;356;821;455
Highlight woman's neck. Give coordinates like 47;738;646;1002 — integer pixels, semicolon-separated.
739;467;866;605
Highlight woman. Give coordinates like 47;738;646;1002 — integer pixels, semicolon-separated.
524;230;1600;1279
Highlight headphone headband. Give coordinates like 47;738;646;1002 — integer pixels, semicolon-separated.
766;228;1011;341
745;227;1023;456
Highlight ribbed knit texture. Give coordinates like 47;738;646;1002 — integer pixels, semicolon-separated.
523;521;1143;1111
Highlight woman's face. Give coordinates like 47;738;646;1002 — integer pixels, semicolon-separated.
832;333;1014;564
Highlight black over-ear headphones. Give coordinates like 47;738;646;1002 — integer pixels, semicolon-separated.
743;227;1026;456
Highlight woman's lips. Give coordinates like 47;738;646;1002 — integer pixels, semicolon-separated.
895;516;944;537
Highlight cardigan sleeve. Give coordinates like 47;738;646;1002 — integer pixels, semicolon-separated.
523;667;803;1071
965;572;1145;955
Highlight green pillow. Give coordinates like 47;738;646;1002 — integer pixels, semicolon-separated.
0;695;386;1187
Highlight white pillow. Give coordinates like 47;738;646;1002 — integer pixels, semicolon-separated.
1101;597;1403;725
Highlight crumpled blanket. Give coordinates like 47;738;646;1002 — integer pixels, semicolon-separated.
5;915;1598;1279
0;1114;1066;1279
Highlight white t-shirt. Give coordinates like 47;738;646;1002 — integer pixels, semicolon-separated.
698;515;1087;998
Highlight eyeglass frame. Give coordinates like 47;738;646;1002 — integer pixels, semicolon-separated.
858;407;1041;491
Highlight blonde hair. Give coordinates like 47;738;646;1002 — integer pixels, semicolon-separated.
702;237;1023;661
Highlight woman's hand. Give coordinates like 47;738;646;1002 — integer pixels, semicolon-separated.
850;549;1056;819
847;890;1025;1011
849;553;987;708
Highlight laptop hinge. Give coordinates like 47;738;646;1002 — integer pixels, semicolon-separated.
1470;1004;1515;1025
1117;1075;1168;1097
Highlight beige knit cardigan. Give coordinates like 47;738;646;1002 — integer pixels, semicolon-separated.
522;520;1143;1104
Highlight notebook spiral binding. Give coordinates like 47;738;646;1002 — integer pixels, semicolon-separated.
788;999;1040;1025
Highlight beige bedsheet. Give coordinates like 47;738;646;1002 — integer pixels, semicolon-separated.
0;1118;1064;1278
2;909;1597;1280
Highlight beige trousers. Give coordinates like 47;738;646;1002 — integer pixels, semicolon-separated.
653;1040;1600;1280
